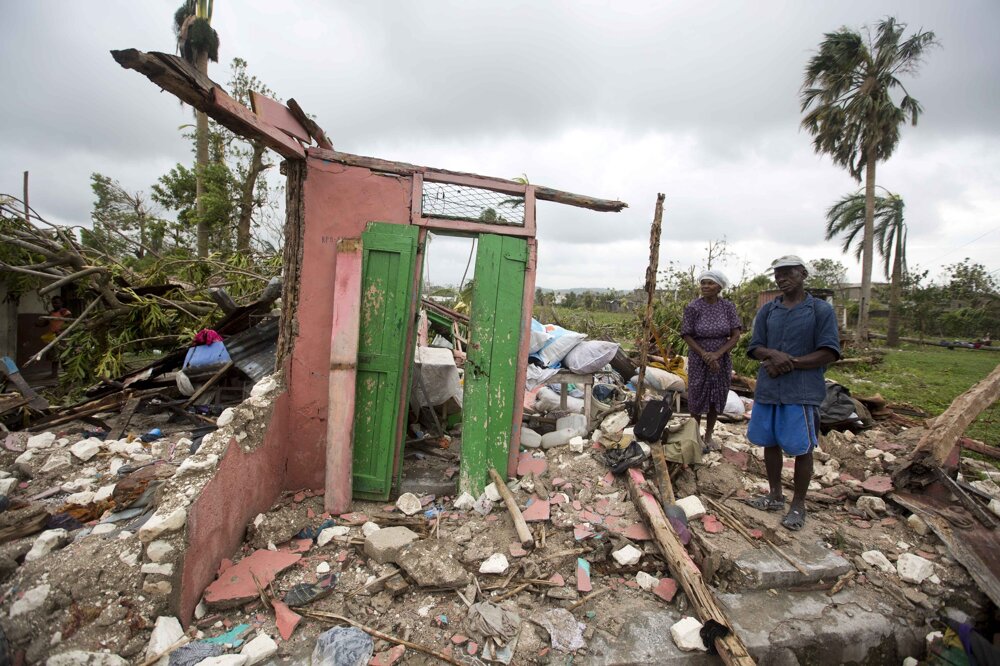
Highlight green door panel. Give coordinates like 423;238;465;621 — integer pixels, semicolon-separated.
461;234;528;495
352;222;419;500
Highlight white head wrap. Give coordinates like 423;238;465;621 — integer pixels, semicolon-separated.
697;269;730;290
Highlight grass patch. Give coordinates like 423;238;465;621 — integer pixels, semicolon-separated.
827;344;999;444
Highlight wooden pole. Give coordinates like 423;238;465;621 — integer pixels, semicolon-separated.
489;467;535;549
23;171;30;226
634;194;665;411
651;443;676;505
626;469;755;665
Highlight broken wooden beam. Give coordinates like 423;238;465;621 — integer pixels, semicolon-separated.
651;443;676;505
894;361;1000;489
634;193;665;409
489;467;535;549
626;469;755;665
182;361;234;409
307;148;627;213
287;98;333;149
960;438;1000;461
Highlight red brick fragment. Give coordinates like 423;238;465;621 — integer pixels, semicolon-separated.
653;578;678;602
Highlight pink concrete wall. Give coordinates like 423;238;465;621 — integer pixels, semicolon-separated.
282;158;412;489
179;393;288;624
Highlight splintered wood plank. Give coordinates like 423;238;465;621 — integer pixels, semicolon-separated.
250;91;310;142
108;394;140;440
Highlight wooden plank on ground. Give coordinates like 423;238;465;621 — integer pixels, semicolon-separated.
626;468;755;665
109;394;140;440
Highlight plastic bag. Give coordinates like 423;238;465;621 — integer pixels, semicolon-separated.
534;387;583;414
564;340;619;374
631;366;685;392
533;325;586;367
311;627;373;666
529;319;552;354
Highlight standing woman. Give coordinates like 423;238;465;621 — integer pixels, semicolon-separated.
681;270;742;447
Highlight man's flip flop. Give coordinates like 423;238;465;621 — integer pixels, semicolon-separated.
781;507;806;531
746;496;785;512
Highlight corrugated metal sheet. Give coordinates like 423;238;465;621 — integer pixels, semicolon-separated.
223;318;279;382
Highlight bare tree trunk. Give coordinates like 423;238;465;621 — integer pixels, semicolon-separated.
236;140;266;254
195;50;210;258
886;222;903;347
858;151;876;346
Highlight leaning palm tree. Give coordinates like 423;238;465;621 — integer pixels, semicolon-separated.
826;189;907;346
174;0;220;258
801;17;936;344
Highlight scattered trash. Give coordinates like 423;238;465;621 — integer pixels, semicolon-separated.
311;626;374;666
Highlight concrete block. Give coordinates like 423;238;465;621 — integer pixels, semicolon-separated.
612;544;643;566
146;540;174;563
635;571;658;591
138;507;187;543
856;496;886;514
670;617;707;651
861;550;895;574
46;651;127;666
361;522;381;537
317;526;350;547
395;493;422;516
10;584;49;617
26;432;56;449
479;553;509;574
241;633;278;665
736;538;851;589
25;529;67;562
397;540;471;588
145;616;183;662
897;553;934;584
675;496;706;520
364;526;420;564
70;438;102;462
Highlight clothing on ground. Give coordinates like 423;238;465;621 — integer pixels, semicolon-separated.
681;297;741;415
747;403;820;456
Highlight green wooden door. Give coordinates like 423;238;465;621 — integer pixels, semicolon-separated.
461;234;528;494
352;222;419;500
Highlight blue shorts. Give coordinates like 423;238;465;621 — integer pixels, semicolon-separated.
747;403;819;457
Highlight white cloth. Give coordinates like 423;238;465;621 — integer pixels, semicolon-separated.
410;346;462;407
697;269;730;289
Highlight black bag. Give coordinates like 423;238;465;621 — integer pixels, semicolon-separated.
633;395;674;443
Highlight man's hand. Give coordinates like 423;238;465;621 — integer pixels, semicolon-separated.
762;350;794;377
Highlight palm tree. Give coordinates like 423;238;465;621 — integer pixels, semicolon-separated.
801;17;936;343
826;189;907;346
174;0;220;258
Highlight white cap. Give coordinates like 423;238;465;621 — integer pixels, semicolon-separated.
771;255;807;269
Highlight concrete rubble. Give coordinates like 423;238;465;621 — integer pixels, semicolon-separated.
0;367;994;665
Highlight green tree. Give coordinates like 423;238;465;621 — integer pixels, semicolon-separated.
174;0;220;258
801;17;937;343
151;159;237;254
807;258;848;290
942;258;999;303
85;173;167;260
826;189;908;346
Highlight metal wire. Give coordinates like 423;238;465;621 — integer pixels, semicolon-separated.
421;182;524;226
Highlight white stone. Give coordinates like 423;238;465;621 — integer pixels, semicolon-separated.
119;550;140;566
897;553;935;584
0;478;16;495
25;529;67;562
138;507;187;543
395;492;422;516
670;616;707;651
250;376;278;398
569;436;587;454
91;523;117;535
94;484;116;503
361;521;381;537
881;452;897;463
861;550;895;574
147;540;175;563
55;437;70;448
675;495;706;520
989;499;1000;519
316;561;331;574
479;553;510;574
864;448;883;459
107;441;131;454
109;458;126;475
929;574;941;585
27;432;56;449
897;541;911;551
484;483;502;502
635;571;659;591
46;651;127;666
65;491;95;506
317;526;350;547
14;450;33;464
118;531;132;540
612;544;643;566
10;583;49;617
902;658;918;666
141;563;173;576
241;633;278;665
70;438;102;461
856;496;887;514
41;452;72;473
144;580;174;600
194;601;207;620
453;492;476;511
216;408;236;427
175;454;219;476
146;616;183;663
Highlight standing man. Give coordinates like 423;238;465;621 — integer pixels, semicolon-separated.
745;256;840;531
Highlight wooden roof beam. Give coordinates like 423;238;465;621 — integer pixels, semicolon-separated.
307;148;628;213
111;49;305;160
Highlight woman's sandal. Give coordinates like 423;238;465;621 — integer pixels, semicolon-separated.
781;507;807;531
746;495;785;512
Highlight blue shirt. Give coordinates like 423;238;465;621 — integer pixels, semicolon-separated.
747;294;841;406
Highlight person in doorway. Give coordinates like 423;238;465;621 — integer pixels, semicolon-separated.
37;296;72;378
745;256;841;531
681;269;742;449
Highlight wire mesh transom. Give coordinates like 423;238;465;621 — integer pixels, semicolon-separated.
421;182;525;226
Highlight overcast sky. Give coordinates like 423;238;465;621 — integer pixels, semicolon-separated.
2;1;998;291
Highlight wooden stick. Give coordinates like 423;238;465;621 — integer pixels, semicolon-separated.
828;570;856;597
489;467;534;549
567;587;610;612
706;497;809;575
625;470;755;666
634;193;666;409
491;583;531;603
960;438;1000;461
108;394;140;440
651;443;676;505
182;361;234;408
300;610;460;665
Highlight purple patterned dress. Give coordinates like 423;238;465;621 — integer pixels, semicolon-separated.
681;298;742;414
